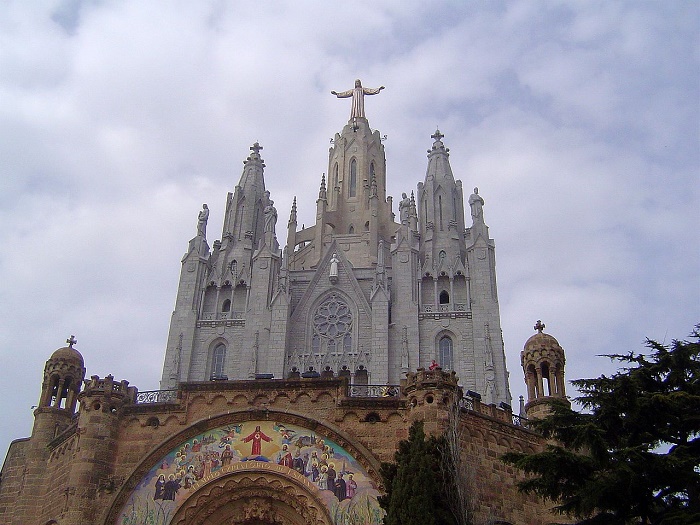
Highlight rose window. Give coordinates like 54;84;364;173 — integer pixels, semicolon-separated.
314;295;352;337
313;295;353;359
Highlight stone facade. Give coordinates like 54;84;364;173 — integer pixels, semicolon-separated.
160;110;511;407
0;355;564;525
0;96;570;525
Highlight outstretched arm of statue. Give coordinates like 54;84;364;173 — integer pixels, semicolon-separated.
331;89;353;98
363;86;385;95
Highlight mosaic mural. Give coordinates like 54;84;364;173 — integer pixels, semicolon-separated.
118;420;384;525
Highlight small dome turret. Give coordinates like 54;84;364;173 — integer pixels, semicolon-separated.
50;343;84;368
38;335;86;413
521;321;569;419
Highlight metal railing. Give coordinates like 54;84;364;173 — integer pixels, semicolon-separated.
348;384;400;398
422;303;468;313
136;390;179;404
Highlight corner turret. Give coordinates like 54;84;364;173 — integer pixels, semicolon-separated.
33;335;85;443
521;320;569;419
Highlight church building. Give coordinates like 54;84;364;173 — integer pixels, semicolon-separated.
0;82;570;525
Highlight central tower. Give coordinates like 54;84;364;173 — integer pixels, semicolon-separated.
160;83;512;406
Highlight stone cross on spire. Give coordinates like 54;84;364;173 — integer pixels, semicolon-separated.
250;142;263;155
534;320;545;333
66;335;77;348
331;79;385;119
431;129;444;142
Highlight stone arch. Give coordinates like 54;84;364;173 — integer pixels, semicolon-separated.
170;466;333;525
105;409;385;525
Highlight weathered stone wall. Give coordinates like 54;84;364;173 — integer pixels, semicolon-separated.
1;375;564;525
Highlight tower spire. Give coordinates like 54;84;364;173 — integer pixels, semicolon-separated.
318;173;327;200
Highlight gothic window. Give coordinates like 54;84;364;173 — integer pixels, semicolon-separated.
211;344;226;379
333;163;339;189
348;225;355;234
349;158;357;197
364;221;369;231
313;294;353;362
439;250;446;261
222;299;231;312
439;195;443;230
439;336;453;370
439;290;450;304
369;161;375;182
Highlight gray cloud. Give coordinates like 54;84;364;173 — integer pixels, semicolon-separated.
1;1;697;457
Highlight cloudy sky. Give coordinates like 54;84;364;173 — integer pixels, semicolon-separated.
0;1;698;458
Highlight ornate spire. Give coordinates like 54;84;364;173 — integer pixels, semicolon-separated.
288;196;297;226
244;142;265;166
318;173;327;200
428;129;449;156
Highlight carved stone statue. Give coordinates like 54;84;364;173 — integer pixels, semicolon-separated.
331;79;384;119
197;204;209;237
329;253;340;280
264;199;277;233
399;192;411;224
468;187;484;222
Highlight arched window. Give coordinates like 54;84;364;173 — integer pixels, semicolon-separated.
439;195;443;230
349;159;357;197
348;225;355;234
364;221;369;231
439;250;446;261
439;336;453;370
369;161;375;182
333;163;339;189
58;377;72;409
541;362;552;396
439;290;450;304
211;344;226;379
221;299;231;312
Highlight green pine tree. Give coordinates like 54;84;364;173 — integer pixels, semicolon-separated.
503;325;700;525
379;420;457;525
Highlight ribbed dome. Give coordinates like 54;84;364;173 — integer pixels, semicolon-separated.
524;331;561;351
50;346;84;367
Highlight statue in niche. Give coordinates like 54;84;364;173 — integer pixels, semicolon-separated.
197;204;209;237
399;192;411;224
331;79;385;119
329;253;340;282
468;187;484;222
